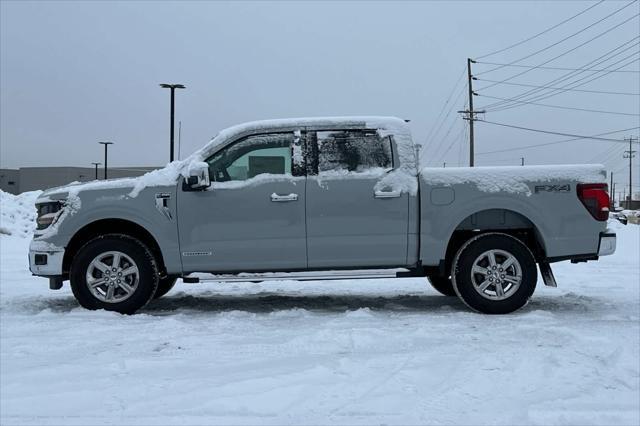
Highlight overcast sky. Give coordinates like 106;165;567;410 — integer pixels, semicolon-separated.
1;1;638;190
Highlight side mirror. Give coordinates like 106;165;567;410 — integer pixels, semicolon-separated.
182;162;211;191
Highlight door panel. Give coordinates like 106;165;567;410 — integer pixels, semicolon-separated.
178;179;306;273
306;176;408;268
305;130;409;268
177;131;307;273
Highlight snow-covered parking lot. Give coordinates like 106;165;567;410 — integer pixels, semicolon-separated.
1;192;638;425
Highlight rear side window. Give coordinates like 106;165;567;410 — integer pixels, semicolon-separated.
315;130;392;173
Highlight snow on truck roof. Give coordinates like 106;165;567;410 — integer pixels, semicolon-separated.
195;116;411;157
214;116;409;135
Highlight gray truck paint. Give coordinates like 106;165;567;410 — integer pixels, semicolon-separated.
29;117;611;281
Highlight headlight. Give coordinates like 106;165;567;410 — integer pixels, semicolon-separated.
36;202;63;230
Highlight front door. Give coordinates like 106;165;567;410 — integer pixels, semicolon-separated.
177;132;307;273
305;129;409;268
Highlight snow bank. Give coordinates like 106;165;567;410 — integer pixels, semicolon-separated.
421;164;606;196
0;190;41;237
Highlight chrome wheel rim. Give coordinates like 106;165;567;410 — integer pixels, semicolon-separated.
470;249;522;301
86;251;139;303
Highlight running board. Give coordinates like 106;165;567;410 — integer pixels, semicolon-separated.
182;269;410;284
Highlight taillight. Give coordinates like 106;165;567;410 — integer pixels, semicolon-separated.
577;183;609;221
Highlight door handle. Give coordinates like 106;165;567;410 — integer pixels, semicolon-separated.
270;193;298;202
374;190;402;199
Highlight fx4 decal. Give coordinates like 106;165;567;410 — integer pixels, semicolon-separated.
534;184;571;193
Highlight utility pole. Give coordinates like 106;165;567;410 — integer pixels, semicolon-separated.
177;120;182;161
159;83;186;162
91;162;101;180
458;58;485;167
612;182;616;208
98;141;114;180
623;136;637;207
521;157;525;166
610;172;614;209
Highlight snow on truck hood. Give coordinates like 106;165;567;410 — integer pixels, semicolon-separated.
420;164;607;196
40;116;414;200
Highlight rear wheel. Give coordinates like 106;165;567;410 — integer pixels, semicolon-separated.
427;275;456;296
70;234;159;314
451;233;537;314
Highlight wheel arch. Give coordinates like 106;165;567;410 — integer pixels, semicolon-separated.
63;218;166;276
441;208;547;276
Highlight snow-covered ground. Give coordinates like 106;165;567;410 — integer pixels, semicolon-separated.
1;192;638;425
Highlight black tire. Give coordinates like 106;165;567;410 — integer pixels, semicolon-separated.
70;234;159;314
451;232;537;314
427;275;457;296
153;276;178;299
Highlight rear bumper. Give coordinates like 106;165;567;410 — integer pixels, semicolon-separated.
597;230;616;256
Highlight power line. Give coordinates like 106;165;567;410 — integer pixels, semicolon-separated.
478;94;639;116
475;12;639;90
478;120;640;142
430;107;465;163
434;122;466;165
475;78;639;96
475;62;640;74
423;66;466;149
476;1;636;76
477;38;640;111
425;84;467;159
476;1;606;60
485;53;640;111
481;43;640;110
477;127;640;155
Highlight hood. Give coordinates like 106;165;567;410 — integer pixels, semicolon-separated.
38;160;191;201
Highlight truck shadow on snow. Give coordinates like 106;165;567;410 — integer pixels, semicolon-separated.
139;291;605;315
13;291;606;316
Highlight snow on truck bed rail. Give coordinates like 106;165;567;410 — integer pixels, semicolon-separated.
420;164;606;196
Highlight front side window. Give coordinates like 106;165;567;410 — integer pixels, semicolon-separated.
316;130;392;174
206;133;294;182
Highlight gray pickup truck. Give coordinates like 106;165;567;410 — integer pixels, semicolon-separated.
29;116;616;314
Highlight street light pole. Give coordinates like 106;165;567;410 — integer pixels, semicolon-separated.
91;162;101;180
98;142;114;179
159;83;186;162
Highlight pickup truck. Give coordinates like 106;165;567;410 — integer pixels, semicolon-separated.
29;116;616;314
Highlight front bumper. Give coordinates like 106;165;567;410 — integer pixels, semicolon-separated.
28;240;64;276
597;230;616;256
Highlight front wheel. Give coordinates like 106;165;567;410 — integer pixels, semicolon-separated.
153;276;178;299
451;233;537;314
70;234;159;314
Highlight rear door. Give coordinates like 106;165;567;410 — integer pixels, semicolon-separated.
305;129;409;268
177;131;307;273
